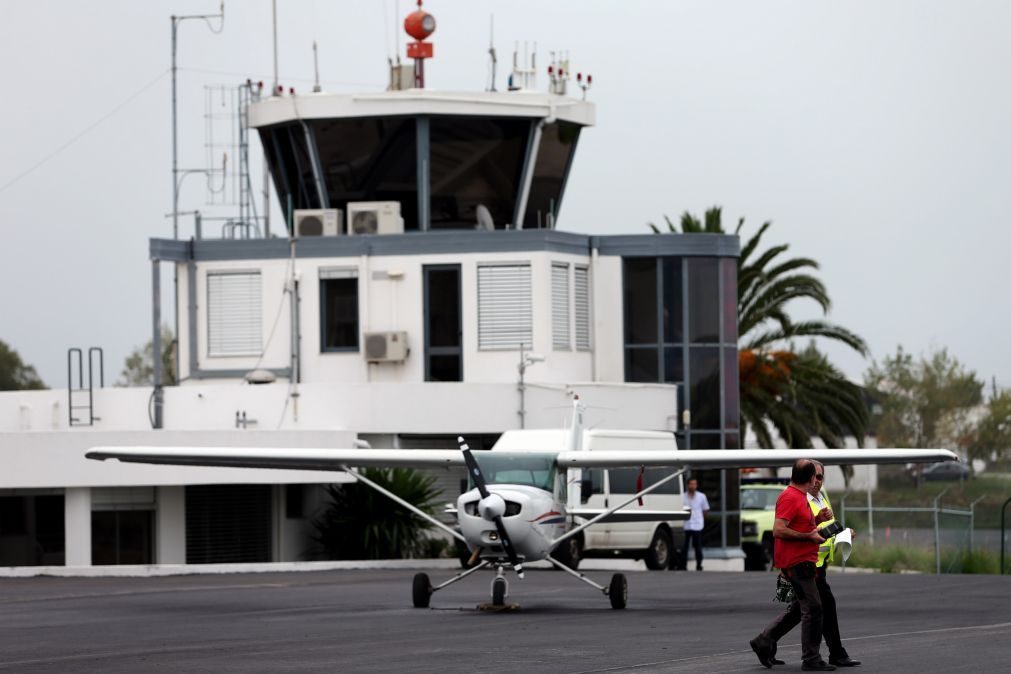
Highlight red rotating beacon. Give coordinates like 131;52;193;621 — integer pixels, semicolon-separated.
404;0;436;88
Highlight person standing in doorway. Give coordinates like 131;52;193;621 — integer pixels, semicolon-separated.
682;478;709;571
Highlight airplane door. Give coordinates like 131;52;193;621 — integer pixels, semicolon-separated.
582;468;610;549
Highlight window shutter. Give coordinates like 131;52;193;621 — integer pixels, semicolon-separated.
207;271;262;356
574;265;591;350
552;262;570;350
478;264;532;350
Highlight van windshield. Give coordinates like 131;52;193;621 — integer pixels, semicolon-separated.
741;488;782;510
471;452;556;491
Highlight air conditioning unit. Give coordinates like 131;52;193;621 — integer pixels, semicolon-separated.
294;209;342;237
347;201;404;236
363;331;408;362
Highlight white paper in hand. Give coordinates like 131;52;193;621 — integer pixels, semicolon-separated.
834;528;853;563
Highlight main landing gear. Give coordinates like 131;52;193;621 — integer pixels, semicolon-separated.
412;557;628;610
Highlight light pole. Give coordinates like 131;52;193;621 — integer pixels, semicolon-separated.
517;344;544;429
171;2;224;240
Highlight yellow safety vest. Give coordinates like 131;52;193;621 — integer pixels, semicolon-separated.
809;492;835;567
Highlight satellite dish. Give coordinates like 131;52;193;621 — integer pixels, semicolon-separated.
352;210;379;235
475;204;494;231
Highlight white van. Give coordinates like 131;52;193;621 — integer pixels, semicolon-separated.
561;430;687;570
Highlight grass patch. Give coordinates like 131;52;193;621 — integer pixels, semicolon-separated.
843;544;1008;574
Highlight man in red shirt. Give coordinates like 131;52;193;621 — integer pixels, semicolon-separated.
750;459;836;671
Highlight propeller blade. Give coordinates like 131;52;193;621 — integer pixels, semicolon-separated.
459;437;490;499
458;436;524;578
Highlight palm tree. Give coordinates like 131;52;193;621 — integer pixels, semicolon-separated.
651;207;869;448
312;467;442;560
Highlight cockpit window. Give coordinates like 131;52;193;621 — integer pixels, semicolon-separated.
470;452;556;491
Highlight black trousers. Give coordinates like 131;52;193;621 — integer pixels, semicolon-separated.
757;561;824;664
765;564;849;661
682;530;703;569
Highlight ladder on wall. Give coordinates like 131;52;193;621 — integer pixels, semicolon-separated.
68;347;103;426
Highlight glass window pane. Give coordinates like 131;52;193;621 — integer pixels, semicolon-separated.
688;432;723;449
524;121;581;229
721;258;738;344
623;258;657;345
688;258;720;343
321;278;359;350
429;117;530;230
428;355;461;382
306;118;419;229
625;347;659;383
663;347;683;384
689;347;721;429
428;269;461;348
724;347;739;430
662;257;683;343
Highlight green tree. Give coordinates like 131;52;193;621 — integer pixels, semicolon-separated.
864;346;983;453
118;325;176;386
651;207;869;448
0;340;45;390
311;468;442;560
970;389;1011;463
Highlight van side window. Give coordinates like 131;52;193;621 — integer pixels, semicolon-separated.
580;469;604;503
608;468;682;495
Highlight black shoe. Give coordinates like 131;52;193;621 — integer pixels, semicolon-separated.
802;661;836;671
829;657;861;667
770;657;786;665
749;638;774;669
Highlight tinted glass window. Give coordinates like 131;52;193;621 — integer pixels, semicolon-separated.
609;468;682;495
429;117;529;229
626;347;659;382
623;258;657;344
690;347;721;429
321;278;359;350
664;346;684;384
308;117;418;228
524;121;580;229
722;258;738;344
688;257;720;343
662;257;683;342
724;346;739;430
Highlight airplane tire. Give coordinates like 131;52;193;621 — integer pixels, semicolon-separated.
644;527;672;570
492;577;507;606
412;572;432;608
609;573;628;610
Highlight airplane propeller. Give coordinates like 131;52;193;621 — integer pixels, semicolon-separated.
459;436;525;579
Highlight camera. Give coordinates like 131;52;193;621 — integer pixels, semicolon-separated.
820;521;845;538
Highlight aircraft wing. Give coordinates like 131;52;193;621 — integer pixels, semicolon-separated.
568;508;690;523
86;446;465;471
555;448;958;469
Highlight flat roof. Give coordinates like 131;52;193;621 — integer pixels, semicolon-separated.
248;89;596;128
150;230;740;262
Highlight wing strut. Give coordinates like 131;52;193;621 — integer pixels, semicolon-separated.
551;468;686;548
339;464;467;544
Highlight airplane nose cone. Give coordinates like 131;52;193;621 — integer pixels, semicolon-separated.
478;493;506;520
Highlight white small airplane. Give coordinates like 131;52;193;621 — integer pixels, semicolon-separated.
86;397;957;610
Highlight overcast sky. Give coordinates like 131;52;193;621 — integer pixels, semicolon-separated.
1;0;1009;392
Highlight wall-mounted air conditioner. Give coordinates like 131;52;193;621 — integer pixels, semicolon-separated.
294;209;342;237
347;201;404;236
363;331;408;362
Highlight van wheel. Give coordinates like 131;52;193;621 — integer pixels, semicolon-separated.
644;527;672;570
552;536;582;570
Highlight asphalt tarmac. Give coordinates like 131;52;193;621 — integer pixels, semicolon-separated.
0;567;1008;672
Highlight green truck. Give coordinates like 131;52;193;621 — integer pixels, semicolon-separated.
740;478;789;570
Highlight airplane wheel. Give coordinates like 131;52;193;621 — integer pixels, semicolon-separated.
412;572;432;608
608;573;628;610
492;577;507;606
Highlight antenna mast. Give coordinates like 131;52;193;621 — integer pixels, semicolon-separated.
487;15;497;92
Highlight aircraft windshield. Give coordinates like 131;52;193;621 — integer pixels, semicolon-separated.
471;453;556;491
